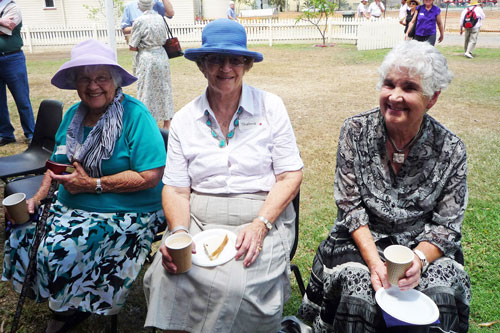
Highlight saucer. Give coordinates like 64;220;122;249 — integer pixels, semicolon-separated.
375;286;440;325
192;229;237;267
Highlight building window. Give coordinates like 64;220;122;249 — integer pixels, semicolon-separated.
45;0;55;8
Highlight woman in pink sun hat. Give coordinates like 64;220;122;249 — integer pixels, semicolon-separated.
3;39;166;332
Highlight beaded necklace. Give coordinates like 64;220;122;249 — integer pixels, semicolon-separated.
204;107;242;148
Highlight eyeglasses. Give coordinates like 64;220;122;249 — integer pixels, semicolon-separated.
203;54;249;67
76;76;113;86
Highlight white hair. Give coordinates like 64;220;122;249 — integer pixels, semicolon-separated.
138;0;154;11
377;40;453;97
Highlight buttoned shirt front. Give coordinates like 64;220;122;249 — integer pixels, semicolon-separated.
415;5;441;36
357;3;367;17
163;84;303;194
227;7;237;20
399;3;409;20
368;1;384;17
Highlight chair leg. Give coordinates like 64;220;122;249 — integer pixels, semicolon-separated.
109;314;117;333
291;264;306;297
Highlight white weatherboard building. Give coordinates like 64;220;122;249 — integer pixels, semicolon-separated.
16;0;197;27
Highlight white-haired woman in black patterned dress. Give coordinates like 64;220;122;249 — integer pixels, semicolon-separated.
299;40;470;332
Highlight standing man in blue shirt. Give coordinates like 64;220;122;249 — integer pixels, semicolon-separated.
121;0;174;73
0;0;35;146
227;1;237;21
121;0;174;35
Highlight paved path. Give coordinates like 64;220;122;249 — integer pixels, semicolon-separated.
440;32;500;48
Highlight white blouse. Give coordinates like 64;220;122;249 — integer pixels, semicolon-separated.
163;84;303;194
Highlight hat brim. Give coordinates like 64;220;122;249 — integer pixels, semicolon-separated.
184;47;263;62
51;54;137;90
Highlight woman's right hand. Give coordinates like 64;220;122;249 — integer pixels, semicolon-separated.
160;240;196;274
369;260;390;292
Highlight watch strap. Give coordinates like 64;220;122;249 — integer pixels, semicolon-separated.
257;215;273;230
95;178;103;194
170;225;189;234
413;249;429;272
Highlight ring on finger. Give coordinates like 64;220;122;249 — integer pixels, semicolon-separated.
257;245;262;251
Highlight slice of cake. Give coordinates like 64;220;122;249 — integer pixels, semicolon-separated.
204;233;229;261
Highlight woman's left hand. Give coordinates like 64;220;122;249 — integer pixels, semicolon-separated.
235;220;268;268
396;256;422;291
49;162;94;194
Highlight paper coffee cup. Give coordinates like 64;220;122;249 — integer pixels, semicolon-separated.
2;192;30;224
165;232;192;274
384;245;415;286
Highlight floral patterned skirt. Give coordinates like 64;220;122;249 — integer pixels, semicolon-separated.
298;229;471;333
2;201;163;315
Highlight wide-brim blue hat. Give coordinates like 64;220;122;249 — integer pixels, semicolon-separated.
51;39;137;90
184;19;263;62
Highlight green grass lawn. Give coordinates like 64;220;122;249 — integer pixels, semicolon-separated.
1;44;499;332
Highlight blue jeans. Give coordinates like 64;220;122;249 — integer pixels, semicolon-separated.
0;51;35;140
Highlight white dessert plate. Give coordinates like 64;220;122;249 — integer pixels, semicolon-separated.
192;229;237;267
375;286;440;325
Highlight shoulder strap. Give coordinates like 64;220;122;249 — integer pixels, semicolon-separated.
162;16;174;39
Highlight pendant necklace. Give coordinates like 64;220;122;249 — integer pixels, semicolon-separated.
387;123;423;164
205;107;242;148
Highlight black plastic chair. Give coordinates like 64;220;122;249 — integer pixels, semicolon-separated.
146;128;169;263
290;191;306;297
0;100;63;182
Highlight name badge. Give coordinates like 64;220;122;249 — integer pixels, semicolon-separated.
55;145;67;155
239;118;264;130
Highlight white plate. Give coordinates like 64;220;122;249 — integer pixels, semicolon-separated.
192;229;237;267
375;286;440;325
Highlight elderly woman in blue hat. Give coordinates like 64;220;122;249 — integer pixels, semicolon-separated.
143;19;303;332
2;39;166;332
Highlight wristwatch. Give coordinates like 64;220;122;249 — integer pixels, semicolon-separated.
95;178;103;194
414;249;429;272
257;216;273;231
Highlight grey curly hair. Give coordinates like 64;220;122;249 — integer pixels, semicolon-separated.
138;0;154;11
377;40;453;97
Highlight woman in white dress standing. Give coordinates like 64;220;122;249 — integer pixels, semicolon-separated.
129;0;174;129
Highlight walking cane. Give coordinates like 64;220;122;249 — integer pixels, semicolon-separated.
10;161;71;333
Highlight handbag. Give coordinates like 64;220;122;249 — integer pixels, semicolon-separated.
162;17;183;59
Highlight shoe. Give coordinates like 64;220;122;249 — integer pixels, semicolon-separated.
46;310;91;333
465;52;473;59
26;137;32;145
0;137;16;146
279;316;313;333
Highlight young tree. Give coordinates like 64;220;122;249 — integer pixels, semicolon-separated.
236;0;257;10
297;0;336;46
83;0;125;22
269;0;286;11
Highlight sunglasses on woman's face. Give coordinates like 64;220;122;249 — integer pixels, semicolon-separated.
204;54;249;67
